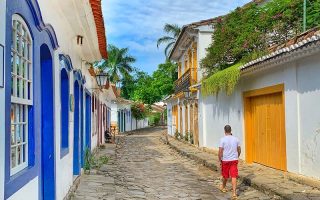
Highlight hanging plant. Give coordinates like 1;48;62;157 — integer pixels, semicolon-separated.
201;63;241;97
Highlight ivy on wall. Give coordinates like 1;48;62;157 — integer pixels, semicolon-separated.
201;63;241;97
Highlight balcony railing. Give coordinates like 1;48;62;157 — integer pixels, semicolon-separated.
174;68;197;94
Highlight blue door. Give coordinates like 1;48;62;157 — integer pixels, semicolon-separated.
80;87;84;167
85;93;91;149
40;44;55;200
73;81;80;175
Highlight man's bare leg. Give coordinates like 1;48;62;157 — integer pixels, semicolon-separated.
231;177;237;196
221;177;227;189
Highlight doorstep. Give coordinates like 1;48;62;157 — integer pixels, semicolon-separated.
164;136;320;200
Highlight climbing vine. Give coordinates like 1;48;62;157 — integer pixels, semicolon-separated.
200;0;320;96
201;63;241;97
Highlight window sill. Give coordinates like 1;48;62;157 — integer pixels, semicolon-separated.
60;147;69;158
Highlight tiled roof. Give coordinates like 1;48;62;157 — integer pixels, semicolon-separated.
89;0;108;59
241;27;320;72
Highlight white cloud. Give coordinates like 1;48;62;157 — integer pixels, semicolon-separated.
102;0;251;74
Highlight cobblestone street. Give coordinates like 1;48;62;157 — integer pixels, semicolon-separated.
71;127;280;200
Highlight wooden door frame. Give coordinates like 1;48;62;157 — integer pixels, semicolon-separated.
243;84;286;169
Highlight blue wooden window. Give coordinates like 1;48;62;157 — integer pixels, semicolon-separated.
60;67;69;157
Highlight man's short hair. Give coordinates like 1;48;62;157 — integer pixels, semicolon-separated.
224;125;232;133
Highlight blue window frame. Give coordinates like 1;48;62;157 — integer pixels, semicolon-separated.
59;55;73;158
4;0;59;198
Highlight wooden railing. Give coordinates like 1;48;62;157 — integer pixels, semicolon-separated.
174;68;197;94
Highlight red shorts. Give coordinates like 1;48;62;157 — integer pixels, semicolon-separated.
221;160;238;179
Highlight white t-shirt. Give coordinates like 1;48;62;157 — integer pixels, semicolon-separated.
219;135;240;161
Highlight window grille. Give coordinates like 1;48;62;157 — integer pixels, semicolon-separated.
10;15;33;175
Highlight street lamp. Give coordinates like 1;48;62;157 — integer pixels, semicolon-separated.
95;72;109;88
183;88;191;99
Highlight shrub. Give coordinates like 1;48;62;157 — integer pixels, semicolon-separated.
174;130;181;140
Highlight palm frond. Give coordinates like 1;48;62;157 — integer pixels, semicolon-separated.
157;36;175;48
164;24;181;38
164;42;176;58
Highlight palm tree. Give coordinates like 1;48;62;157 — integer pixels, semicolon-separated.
157;24;181;58
96;44;136;86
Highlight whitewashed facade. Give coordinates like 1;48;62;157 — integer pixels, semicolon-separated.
198;31;320;179
166;19;215;147
166;17;320;180
0;0;113;199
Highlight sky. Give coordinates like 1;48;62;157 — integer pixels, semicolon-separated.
102;0;251;75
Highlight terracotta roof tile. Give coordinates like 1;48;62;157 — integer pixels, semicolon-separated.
89;0;108;59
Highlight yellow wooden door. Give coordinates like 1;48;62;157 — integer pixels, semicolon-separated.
250;92;286;171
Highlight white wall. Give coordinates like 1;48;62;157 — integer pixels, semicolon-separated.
36;0;103;199
197;31;213;81
167;103;173;135
0;0;6;198
199;53;320;179
8;178;38;200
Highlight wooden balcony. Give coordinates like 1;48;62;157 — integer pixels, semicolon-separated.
174;68;197;94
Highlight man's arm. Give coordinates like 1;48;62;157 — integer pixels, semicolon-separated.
237;146;241;158
218;147;223;162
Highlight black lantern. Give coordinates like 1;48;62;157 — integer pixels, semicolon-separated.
183;88;191;99
96;72;109;88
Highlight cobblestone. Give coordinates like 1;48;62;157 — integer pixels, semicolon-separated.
165;129;320;200
71;127;281;200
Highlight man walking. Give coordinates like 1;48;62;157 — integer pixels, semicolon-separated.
218;125;241;199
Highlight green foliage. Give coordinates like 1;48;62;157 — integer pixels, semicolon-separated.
96;44;136;84
84;148;94;172
189;132;194;145
307;0;320;28
132;61;177;104
84;148;110;173
201;63;241;97
148;112;161;126
201;0;309;75
131;103;147;120
174;130;181;140
184;132;189;142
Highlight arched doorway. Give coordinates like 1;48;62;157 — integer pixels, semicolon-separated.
40;44;55;200
73;81;80;175
85;92;91;149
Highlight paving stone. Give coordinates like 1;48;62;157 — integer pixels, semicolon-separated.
70;127;282;200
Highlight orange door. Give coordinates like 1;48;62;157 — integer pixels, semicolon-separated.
248;92;286;171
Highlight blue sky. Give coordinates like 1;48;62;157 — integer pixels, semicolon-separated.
102;0;251;75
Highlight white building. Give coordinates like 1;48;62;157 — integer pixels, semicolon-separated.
198;29;320;179
0;0;114;199
166;16;320;180
111;98;149;133
166;18;215;146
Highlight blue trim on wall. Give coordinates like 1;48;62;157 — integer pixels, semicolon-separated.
60;68;70;158
80;86;84;167
40;44;55;200
74;69;83;83
73;81;81;175
59;54;73;72
5;0;59;198
85;92;92;150
25;0;59;50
